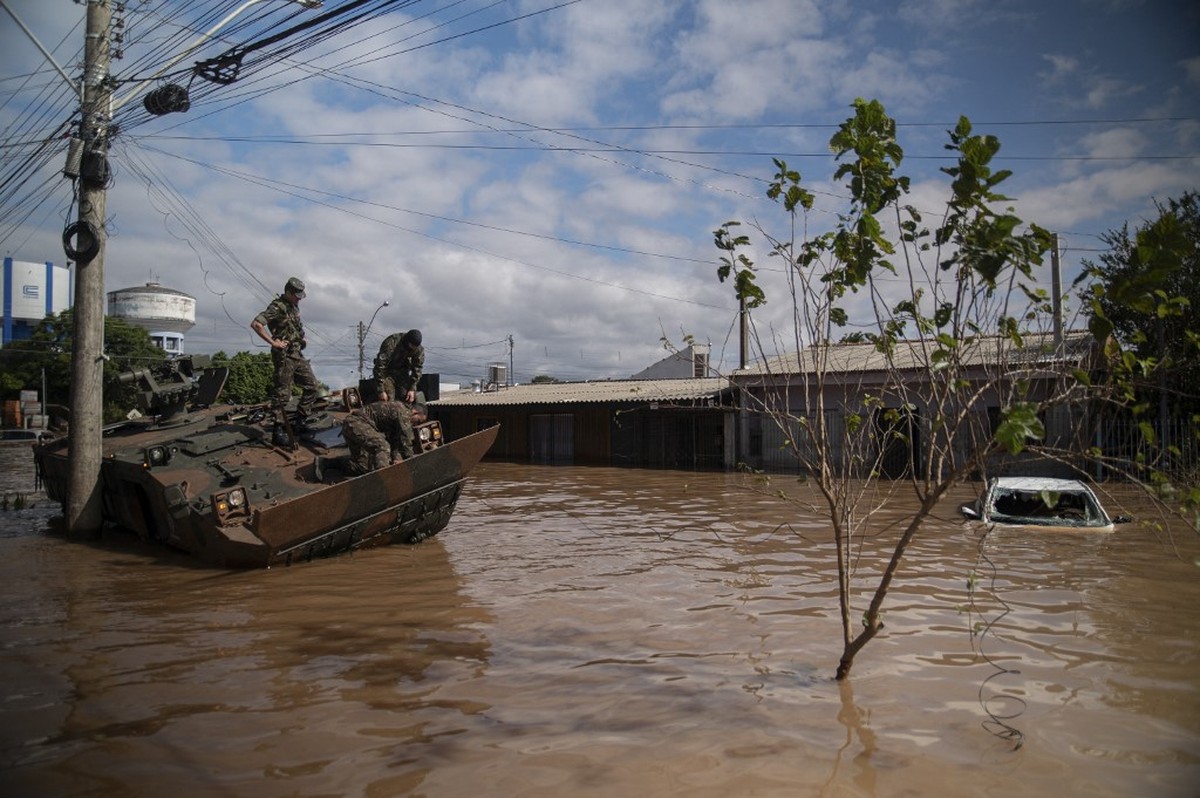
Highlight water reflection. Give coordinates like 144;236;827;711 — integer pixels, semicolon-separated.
829;679;879;795
0;457;1197;796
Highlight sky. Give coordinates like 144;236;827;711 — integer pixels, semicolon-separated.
2;0;1198;391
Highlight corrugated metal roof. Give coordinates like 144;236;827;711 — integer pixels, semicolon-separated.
430;377;732;407
737;330;1094;377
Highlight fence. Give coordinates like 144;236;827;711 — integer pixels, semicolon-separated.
745;406;1198;482
1093;415;1199;480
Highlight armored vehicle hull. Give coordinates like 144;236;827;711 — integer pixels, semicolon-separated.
33;360;496;567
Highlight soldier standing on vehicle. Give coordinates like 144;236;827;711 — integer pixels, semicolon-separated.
341;400;416;475
373;328;424;403
250;277;320;429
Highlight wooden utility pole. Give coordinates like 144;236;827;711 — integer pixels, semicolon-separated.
65;0;111;535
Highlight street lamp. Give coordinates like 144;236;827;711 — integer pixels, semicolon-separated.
358;300;390;381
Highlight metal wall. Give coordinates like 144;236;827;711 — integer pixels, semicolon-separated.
432;403;729;469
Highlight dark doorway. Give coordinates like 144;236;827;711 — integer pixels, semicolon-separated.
875;406;919;479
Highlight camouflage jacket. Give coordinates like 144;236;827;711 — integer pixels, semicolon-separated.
253;295;306;355
372;332;424;394
356;400;413;447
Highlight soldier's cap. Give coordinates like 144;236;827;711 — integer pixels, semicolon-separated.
285;277;306;298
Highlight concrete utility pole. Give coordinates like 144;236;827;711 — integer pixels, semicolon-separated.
358;321;366;378
65;0;112;536
1050;232;1063;347
738;294;748;370
357;300;390;380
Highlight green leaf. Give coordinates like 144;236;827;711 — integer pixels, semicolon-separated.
995;403;1045;454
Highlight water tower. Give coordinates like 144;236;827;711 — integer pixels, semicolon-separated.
107;281;196;355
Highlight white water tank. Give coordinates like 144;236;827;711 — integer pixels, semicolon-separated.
107;282;196;354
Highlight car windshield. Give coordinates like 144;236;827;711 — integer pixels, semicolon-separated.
989;487;1107;527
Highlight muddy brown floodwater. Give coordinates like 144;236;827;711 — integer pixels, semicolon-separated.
1;444;1197;797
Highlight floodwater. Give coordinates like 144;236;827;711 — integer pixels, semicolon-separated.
1;444;1197;797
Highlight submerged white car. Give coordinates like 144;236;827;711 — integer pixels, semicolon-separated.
960;477;1131;532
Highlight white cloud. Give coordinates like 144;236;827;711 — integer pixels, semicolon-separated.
1082;75;1143;110
1041;53;1079;81
1181;55;1200;86
1078;127;1148;159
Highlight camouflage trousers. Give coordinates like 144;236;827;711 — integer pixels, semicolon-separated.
341;414;392;476
378;375;414;401
271;351;320;418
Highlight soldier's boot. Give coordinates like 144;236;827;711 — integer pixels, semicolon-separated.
271;424;293;448
275;409;298;448
293;411;328;432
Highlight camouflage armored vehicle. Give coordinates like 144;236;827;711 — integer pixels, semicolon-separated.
33;356;497;568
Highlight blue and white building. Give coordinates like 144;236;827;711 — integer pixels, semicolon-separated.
1;258;73;346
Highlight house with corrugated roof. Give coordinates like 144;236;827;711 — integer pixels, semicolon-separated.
726;330;1099;476
430;376;735;468
428;332;1099;473
428;345;735;468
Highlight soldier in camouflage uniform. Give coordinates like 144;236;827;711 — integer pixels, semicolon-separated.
373;329;424;403
250;277;320;424
341;400;415;475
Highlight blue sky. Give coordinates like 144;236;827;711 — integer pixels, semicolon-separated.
2;0;1198;389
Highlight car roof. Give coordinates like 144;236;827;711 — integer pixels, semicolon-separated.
993;477;1093;492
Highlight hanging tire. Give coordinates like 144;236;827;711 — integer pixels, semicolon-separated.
63;220;101;264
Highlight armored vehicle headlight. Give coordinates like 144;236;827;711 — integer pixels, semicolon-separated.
143;445;171;468
211;487;252;525
419;427;431;441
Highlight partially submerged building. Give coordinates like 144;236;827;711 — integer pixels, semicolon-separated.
430;376;734;468
429;332;1100;475
727;330;1099;477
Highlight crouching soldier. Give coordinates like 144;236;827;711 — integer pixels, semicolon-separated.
341;400;415;476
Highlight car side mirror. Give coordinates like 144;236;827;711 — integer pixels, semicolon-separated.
960;504;980;520
1113;514;1132;524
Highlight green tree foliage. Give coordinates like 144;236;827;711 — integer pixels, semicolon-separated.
0;310;166;423
212;350;274;405
0;317;71;405
1081;192;1199;420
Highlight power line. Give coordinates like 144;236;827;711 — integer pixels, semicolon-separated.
135;132;1200;161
